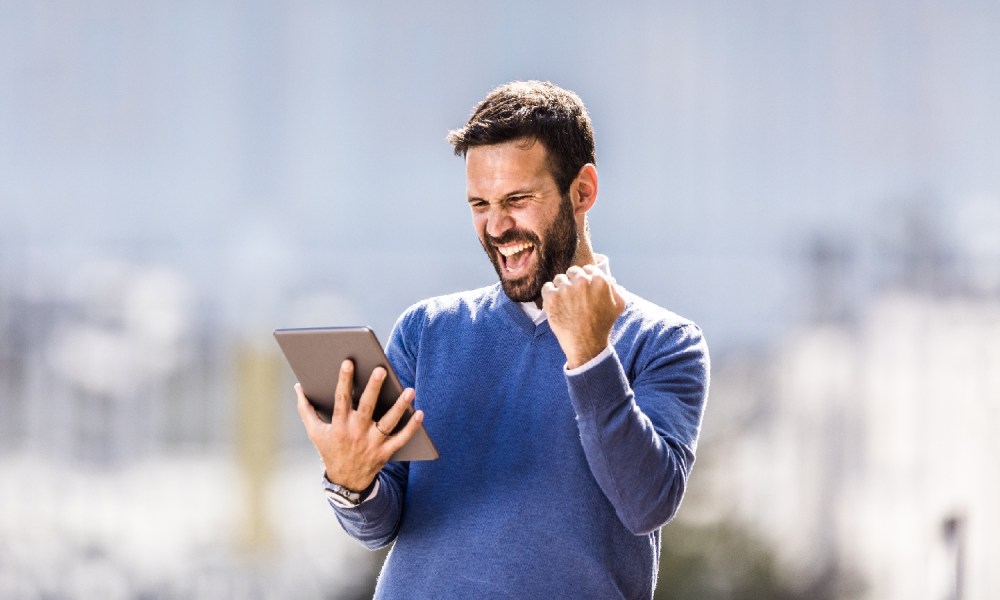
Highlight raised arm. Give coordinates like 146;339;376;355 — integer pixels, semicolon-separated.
567;324;708;534
542;265;709;534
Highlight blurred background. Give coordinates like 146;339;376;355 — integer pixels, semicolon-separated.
2;1;999;598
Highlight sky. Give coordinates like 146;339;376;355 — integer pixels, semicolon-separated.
3;0;1000;349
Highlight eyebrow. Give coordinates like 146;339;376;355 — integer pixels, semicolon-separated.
466;189;536;204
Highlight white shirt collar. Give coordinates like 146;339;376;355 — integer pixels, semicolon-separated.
519;254;612;324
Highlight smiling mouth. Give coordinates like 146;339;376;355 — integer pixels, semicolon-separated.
497;242;535;274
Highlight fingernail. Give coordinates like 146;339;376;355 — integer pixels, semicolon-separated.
341;360;351;371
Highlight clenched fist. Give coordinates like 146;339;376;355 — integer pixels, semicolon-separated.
541;264;626;369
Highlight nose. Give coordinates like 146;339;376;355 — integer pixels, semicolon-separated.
485;206;514;239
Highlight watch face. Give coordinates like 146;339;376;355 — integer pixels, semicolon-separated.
325;487;359;508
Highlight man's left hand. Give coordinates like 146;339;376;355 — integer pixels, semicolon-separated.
542;264;625;369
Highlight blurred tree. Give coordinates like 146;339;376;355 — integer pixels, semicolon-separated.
657;521;859;600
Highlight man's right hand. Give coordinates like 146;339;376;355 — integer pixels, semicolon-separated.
296;359;424;493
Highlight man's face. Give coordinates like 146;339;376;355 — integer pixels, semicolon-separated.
466;139;579;303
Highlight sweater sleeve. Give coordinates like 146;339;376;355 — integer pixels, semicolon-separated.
326;312;421;549
330;461;408;549
566;323;709;535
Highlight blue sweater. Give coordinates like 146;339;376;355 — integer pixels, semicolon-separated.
332;283;709;599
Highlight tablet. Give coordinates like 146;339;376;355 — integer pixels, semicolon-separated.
273;326;439;461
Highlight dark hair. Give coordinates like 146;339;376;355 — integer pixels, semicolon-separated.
447;81;596;195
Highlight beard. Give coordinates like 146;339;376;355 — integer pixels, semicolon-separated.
480;195;579;303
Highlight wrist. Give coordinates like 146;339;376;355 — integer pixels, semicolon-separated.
324;472;376;495
565;345;613;375
564;340;609;370
323;465;376;494
323;474;379;508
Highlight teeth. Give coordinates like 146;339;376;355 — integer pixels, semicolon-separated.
498;242;532;257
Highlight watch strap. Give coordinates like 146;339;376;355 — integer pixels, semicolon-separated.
323;475;379;508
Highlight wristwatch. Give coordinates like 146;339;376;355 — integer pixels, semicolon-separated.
323;475;378;508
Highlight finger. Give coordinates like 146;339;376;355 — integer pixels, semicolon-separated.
584;265;617;290
582;266;614;296
541;281;561;309
374;387;415;435
551;273;571;287
333;359;354;420
295;383;320;432
356;366;385;420
382;409;426;457
570;265;596;283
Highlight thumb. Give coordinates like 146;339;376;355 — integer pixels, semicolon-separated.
611;284;626;314
295;383;321;430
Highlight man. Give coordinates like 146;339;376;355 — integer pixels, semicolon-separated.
296;80;709;598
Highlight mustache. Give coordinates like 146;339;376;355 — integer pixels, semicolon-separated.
485;228;542;248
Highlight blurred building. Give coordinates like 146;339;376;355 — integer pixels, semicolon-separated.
697;204;1000;599
0;258;376;599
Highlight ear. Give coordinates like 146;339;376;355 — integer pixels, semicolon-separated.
570;164;598;216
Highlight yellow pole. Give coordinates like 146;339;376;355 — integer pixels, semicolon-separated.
235;343;281;554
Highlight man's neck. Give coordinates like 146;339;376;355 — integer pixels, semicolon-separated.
571;240;596;270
